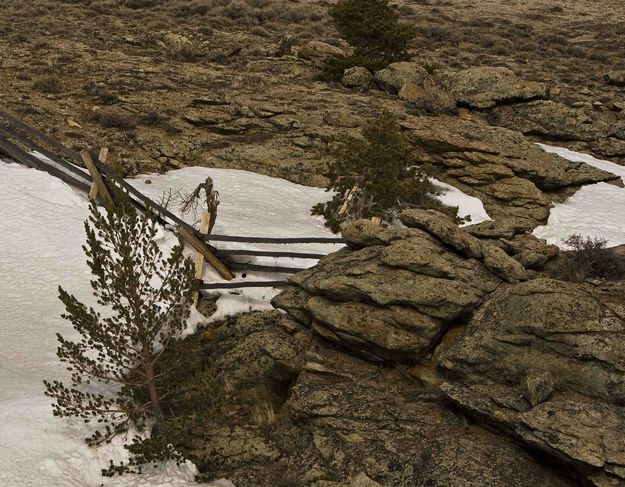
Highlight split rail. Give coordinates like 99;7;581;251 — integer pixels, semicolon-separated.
0;109;344;292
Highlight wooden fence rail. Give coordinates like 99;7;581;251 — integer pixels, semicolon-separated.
205;234;344;244
0;109;344;291
214;249;327;259
199;280;293;290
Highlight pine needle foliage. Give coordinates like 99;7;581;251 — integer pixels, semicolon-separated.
43;189;195;474
313;113;454;232
321;0;415;80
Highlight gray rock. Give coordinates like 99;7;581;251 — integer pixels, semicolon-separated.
400;208;483;258
374;62;428;94
271;286;313;326
439;278;625;484
524;369;554;407
307;296;445;361
400;115;620;225
443;66;547;109
342;67;373;90
481;242;528;283
464;218;532;239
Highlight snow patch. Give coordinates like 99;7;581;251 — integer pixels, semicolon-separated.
125;167;339;321
430;178;491;226
534;145;625;247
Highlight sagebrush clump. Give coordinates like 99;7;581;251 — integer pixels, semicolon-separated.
553;234;625;282
322;0;415;80
313;113;456;232
43;189;195;475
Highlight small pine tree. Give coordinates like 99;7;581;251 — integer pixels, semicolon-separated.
43;190;195;473
313;113;456;232
322;0;415;80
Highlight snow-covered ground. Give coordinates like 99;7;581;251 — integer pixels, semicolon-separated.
534;144;625;247
0;159;230;487
125;168;338;321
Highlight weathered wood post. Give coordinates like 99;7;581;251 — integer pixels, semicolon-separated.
193;212;211;306
81;149;115;211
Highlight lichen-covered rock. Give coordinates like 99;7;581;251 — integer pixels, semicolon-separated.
442;66;547;109
464;218;533;239
286;358;575;487
400;115;620;225
399;209;483;258
374;62;428;94
439;278;625;485
342;66;373;90
296;41;348;62
283;212;522;360
307;296;445;361
480;242;528;283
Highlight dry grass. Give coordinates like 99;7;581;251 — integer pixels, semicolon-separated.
33;76;62;94
249;388;277;430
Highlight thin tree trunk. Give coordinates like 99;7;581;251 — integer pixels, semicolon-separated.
143;348;160;413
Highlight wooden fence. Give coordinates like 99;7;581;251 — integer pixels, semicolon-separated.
0;109;344;291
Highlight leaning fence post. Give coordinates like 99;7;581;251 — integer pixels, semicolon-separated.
193;212;211;306
82;150;115;211
88;147;109;201
177;224;234;281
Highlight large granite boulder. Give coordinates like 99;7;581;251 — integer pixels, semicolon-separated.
439;278;625;486
277;211;536;362
183;312;577;486
164;227;624;486
441;66;547;109
284;347;575;487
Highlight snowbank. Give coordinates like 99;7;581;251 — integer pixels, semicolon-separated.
534;144;625;247
0;159;227;487
125;167;338;321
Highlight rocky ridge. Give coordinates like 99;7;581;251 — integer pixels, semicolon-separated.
169;210;625;486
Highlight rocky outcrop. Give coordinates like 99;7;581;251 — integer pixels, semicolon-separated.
490;100;625;161
439;278;625;486
441;66;547;109
278;212;539;362
283;346;574;487
181;310;577;487
400;115;620;225
170;215;625;486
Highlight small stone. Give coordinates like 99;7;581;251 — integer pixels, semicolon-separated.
605;70;625;87
524;369;554;407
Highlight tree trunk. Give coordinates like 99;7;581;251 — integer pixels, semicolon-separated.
143;348;160;413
